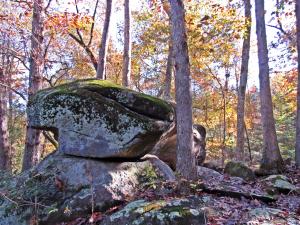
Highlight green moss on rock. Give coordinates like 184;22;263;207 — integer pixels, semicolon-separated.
224;161;255;181
28;79;172;159
30;79;174;122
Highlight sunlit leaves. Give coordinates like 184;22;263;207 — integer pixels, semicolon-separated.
45;12;93;34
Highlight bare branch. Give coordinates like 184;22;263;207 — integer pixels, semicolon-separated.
69;33;98;70
43;35;53;60
271;0;294;42
45;0;53;12
0;82;27;101
42;131;58;148
0;46;29;70
74;0;84;44
266;24;293;42
88;0;100;47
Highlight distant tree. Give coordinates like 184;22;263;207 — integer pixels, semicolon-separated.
162;1;173;100
295;0;300;168
255;0;284;173
122;0;132;87
68;0;100;71
0;67;11;171
163;37;173;100
97;0;113;79
22;0;44;171
169;0;197;180
236;0;251;161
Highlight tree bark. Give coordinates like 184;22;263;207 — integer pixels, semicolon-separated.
22;0;44;171
0;68;11;171
169;0;197;180
295;0;300;168
122;0;132;87
255;0;284;173
97;0;113;79
236;0;251;161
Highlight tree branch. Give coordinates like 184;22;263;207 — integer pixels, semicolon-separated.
42;131;58;149
0;82;27;101
88;0;100;47
266;24;293;42
69;33;98;70
74;0;84;44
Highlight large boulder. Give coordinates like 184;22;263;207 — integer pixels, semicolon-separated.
27;79;174;159
151;122;206;170
100;197;207;225
0;152;175;225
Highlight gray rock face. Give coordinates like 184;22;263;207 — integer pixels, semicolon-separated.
0;151;175;225
151;122;206;170
27;79;174;159
100;197;207;225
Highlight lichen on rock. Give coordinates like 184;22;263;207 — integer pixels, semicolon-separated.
27;79;174;159
100;196;207;225
0;151;175;224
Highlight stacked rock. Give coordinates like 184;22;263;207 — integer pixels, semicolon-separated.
0;79;207;224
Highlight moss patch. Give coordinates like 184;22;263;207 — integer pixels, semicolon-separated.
29;79;174;122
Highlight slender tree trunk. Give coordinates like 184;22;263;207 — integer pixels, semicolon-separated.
22;0;44;171
0;68;11;171
163;37;173;100
97;0;113;79
244;120;252;162
295;0;300;168
255;0;284;173
222;90;226;167
162;1;173;100
122;0;132;87
8;70;14;165
236;0;251;161
169;0;197;180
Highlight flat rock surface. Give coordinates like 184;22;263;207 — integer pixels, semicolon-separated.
100;197;207;225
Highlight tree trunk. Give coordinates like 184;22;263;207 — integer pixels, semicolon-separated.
122;0;132;87
0;68;11;171
96;0;113;79
236;0;251;161
22;0;44;171
295;0;300;168
169;0;197;180
255;0;284;173
162;1;173;100
163;36;173;100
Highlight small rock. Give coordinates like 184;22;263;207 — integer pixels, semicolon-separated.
197;166;222;180
264;174;299;194
224;161;255;181
202;160;223;173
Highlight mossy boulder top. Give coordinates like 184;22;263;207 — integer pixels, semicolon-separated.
28;79;174;159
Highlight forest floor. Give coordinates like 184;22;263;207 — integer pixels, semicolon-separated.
61;164;300;225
